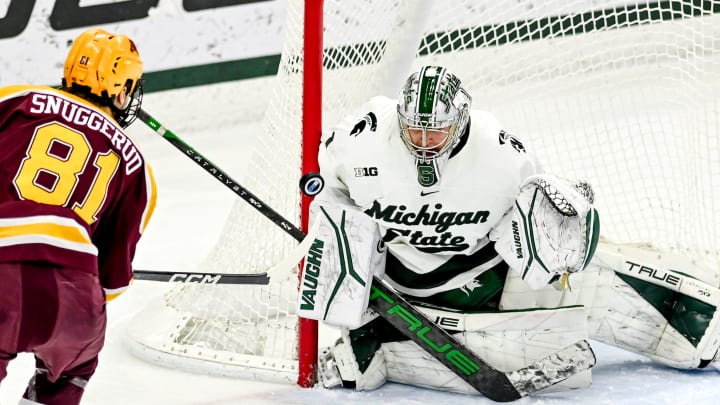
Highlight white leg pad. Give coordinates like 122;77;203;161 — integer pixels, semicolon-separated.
382;306;591;395
500;242;720;369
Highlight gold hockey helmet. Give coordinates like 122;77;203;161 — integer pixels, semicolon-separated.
63;28;143;100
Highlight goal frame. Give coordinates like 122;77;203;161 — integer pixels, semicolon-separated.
125;0;720;390
298;0;323;388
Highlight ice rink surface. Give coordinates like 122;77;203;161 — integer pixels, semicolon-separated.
1;84;720;405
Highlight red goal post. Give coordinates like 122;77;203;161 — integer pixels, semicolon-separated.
299;0;323;388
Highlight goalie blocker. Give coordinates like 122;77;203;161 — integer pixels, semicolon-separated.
297;201;386;329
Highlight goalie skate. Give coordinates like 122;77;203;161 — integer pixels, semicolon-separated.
317;346;343;388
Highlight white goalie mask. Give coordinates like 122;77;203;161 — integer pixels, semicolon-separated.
397;66;471;185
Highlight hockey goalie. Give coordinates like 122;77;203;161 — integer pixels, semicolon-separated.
297;65;720;397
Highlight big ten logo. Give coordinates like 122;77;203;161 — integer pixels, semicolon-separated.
0;0;265;39
354;167;378;177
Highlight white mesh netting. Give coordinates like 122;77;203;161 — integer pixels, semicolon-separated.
127;0;720;382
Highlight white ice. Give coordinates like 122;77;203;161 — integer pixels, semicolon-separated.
1;82;720;405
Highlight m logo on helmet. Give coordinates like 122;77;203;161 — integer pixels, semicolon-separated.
79;56;89;65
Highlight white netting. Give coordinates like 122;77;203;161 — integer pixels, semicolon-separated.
127;0;720;382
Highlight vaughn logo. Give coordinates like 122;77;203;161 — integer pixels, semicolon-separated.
300;238;325;310
511;220;523;259
365;200;489;252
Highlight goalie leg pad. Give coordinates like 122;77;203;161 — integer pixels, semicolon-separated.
500;242;720;369
381;306;592;395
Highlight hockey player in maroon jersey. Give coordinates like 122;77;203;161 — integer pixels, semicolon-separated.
0;28;157;404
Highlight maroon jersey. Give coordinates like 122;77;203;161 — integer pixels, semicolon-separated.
0;85;157;299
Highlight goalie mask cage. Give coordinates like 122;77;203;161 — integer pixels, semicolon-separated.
126;0;720;387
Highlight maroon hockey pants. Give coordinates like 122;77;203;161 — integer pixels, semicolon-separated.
0;262;106;405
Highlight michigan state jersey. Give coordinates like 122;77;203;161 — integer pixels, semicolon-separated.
317;96;540;305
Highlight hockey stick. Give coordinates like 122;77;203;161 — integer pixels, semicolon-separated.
133;220;319;285
136;109;305;242
137;109;595;401
133;269;269;284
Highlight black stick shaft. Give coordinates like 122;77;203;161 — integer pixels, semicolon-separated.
133;269;269;285
137;109;305;241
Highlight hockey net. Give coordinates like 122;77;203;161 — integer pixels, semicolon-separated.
126;0;720;385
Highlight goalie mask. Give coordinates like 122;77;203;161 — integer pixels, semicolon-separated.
397;66;471;186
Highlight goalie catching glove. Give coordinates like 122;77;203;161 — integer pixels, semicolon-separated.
297;200;386;329
490;174;600;289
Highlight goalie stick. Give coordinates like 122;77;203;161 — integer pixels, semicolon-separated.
137;108;596;402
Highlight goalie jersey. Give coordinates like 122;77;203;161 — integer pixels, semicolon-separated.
317;96;541;301
0;85;157;300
